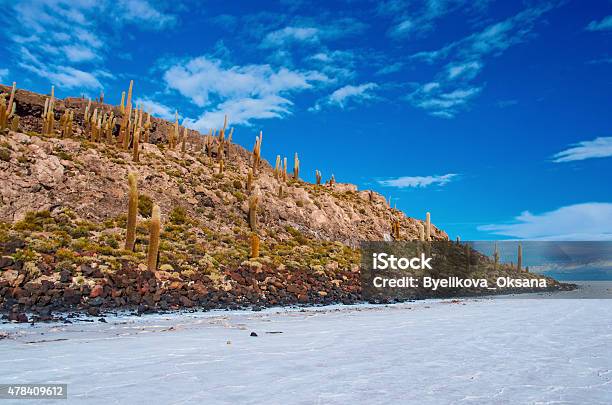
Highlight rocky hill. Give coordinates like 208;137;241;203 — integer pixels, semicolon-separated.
0;83;561;322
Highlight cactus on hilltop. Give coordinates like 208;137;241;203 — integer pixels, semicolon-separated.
293;153;300;180
250;233;260;259
248;193;258;231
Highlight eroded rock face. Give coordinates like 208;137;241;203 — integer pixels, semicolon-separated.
31;147;64;187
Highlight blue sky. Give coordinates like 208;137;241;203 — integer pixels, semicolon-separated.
1;0;611;240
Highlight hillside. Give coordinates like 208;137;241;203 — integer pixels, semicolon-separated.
0;83;560;321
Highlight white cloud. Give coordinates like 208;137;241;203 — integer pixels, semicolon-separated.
378;173;457;188
261;27;320;48
164;56;327;107
552;137;612;162
7;0;175;89
306;50;357;82
260;19;366;49
164;55;329;128
0;69;8;83
381;0;485;40
446;60;482;80
586;15;612;31
20;60;103;89
310;83;378;112
407;3;555;117
184;95;293;131
135;98;177;121
407;85;481;118
389;19;416;38
116;0;177;29
63;44;100;63
479;203;612;240
376;62;403;75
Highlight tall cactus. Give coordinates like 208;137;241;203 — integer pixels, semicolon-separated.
120;91;125;114
315;170;322;185
120;80;134;149
125;172;138;251
274;155;281;179
10;115;19;132
0;96;7;131
252;132;262;174
132;127;140;162
493;242;499;271
42;86;55;136
7;82;16;118
169;110;179;149
282;157;288;182
0;82;17;130
392;220;400;239
425;212;431;241
248;193;258;231
126;80;134;114
293;152;300;180
250;233;260;259
147;204;161;271
517;243;522;271
143;112;151;143
226;127;233;158
246;168;254;192
418;222;425;242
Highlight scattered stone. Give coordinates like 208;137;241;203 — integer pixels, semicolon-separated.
59;269;72;283
90;285;103;298
88;297;103;307
0;257;14;269
8;311;28;323
87;307;100;316
250;332;258;337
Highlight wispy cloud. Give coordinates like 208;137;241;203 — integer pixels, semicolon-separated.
260;26;320;48
306;50;357;82
116;0;177;29
479;203;612;240
552;137;612;162
184;95;293;131
260;18;366;49
376;62;403;76
135;98;177;121
310;83;378;112
585;15;612;31
6;0;175;89
379;0;487;40
407;85;481;118
378;173;457;188
407;2;556;117
163;55;329;129
446;60;482;80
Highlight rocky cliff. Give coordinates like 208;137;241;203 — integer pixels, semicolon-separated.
0;84;559;322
